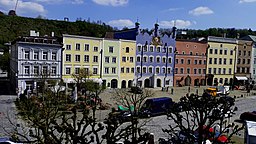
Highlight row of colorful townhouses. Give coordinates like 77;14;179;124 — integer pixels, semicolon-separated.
9;23;256;94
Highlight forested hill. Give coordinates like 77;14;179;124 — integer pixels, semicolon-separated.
0;14;113;50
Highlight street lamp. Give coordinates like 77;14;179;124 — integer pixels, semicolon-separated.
100;49;103;79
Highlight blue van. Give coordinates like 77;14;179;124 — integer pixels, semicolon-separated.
140;97;173;117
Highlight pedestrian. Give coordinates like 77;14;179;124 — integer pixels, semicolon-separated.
166;87;169;92
196;89;198;95
188;86;190;93
199;83;201;88
171;88;174;95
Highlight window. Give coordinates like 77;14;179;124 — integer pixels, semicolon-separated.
109;46;114;53
214;49;218;54
131;68;134;73
248;51;251;56
244;51;246;56
196;53;198;56
66;54;71;62
122;57;126;62
156;67;160;74
203;69;206;74
219;58;222;64
112;57;116;63
162;57;166;63
24;66;30;75
224;50;227;55
209;58;212;64
25;51;30;59
208;68;212;74
182;51;185;54
220;49;223;54
66;67;71;74
168;58;172;63
149;57;153;63
94;46;98;52
149;67;153;73
194;60;198;65
187;68;190;74
209;49;213;54
237;59;241;64
130;57;134;62
169;47;172;53
243;59;246;64
223;68;226;74
93;56;98;62
156;57;160;63
105;57;109;63
237;67;240;73
143;56;148;62
42;66;47;74
242;67;245;73
51;66;57;75
218;68;221;74
254;68;255;74
121;67;124;73
230;50;233;55
112;67;116;74
198;69;202;74
74;68;80;74
224;58;227;64
254;58;256;64
84;68;89;74
187;59;191;64
137;56;141;62
175;68;178;74
167;68;171;74
150;46;154;52
34;51;39;60
204;60;206;65
84;55;89;62
162;67;166;74
143;45;147;52
180;68;184;74
137;45;141;52
84;44;89;51
247;59;250;64
156;46;161;52
93;68;98;74
194;69;197;74
104;67;109;74
176;59;178;64
239;50;241;56
76;43;80;51
247;67;250;73
181;59;184;64
213;68;216;74
229;68;232;74
126;47;129;53
199;60;202;64
75;55;80;62
214;58;217;64
190;52;193;55
126;68;130;73
143;67;146;73
34;66;39;75
136;67;140;73
43;52;48;60
52;52;56;61
230;59;233;65
66;45;71;50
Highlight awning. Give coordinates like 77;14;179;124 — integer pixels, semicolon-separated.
235;76;248;81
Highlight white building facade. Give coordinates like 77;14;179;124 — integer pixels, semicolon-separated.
10;36;63;95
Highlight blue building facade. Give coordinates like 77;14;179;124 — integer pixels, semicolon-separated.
135;24;176;88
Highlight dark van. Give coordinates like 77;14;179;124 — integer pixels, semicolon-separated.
140;97;173;117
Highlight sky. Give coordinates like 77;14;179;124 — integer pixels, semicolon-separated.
0;0;256;30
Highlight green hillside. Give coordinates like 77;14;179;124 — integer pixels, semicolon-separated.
0;14;113;49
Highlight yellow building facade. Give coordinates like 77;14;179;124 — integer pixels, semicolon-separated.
62;34;103;83
119;39;136;88
206;36;238;85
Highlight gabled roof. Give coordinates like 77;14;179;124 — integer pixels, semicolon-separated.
240;35;256;42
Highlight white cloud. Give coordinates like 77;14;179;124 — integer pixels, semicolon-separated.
34;0;84;4
189;6;214;16
72;0;84;4
159;20;193;28
239;0;256;3
0;0;46;15
107;19;133;27
92;0;128;6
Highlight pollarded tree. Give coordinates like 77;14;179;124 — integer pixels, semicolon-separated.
163;93;243;144
103;88;155;144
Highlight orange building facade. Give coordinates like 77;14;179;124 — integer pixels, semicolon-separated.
174;40;208;87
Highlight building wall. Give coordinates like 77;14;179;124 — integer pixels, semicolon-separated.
175;40;207;87
102;39;120;88
135;31;175;88
236;40;253;79
252;45;256;81
62;35;102;83
119;39;136;88
206;37;237;85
